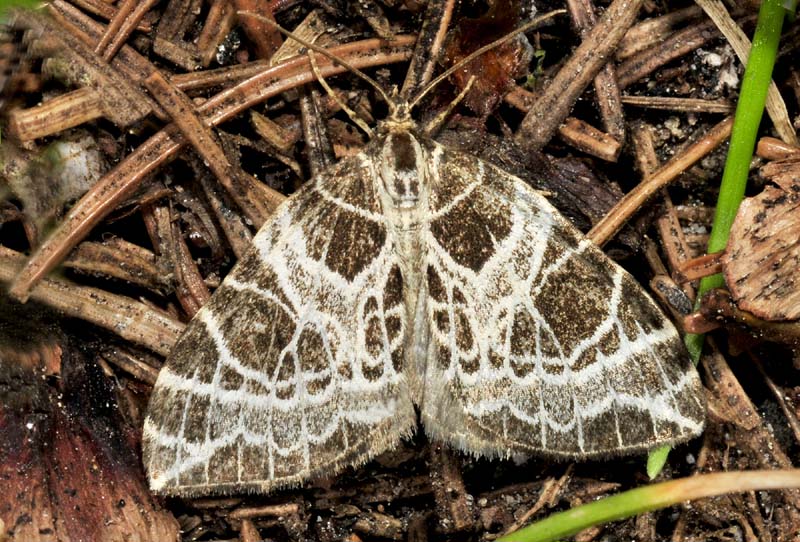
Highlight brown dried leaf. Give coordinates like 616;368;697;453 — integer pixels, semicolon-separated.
443;0;532;117
722;175;800;321
0;313;179;541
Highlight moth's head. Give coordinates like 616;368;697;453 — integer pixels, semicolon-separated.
378;100;415;131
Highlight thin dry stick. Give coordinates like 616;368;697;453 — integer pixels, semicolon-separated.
631;122;697;300
299;89;336;176
68;0;152;32
587;116;734;246
749;352;800;445
8;88;105;142
501;465;574;536
616;5;704;60
514;0;643;149
307;50;373;137
228;503;301;520
0;246;184;356
621;95;734;113
144;69;283;227
50;0;163;84
232;0;282;60
399;0;455;99
566;0;625;142
99;348;161;386
558;117;621;162
167;207;212;316
9;38;414;302
616;16;746;89
195;170;254;260
676;253;724;282
94;0;158;60
239;520;260;542
196;0;236;67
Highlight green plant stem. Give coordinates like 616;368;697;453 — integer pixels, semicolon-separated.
497;470;800;542
685;0;787;359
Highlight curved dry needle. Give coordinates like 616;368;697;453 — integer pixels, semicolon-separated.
408;10;567;112
237;10;397;112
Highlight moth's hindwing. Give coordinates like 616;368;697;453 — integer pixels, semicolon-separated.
419;144;705;458
143;154;416;496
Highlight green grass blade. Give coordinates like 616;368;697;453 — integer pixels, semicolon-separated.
497;470;800;542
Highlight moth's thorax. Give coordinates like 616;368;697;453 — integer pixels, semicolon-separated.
377;131;427;210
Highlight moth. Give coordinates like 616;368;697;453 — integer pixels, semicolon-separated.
143;18;705;497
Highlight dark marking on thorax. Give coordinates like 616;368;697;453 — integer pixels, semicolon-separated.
378;132;424;208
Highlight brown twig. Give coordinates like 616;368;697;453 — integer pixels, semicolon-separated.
749;353;800;446
0;246;183;356
6;7;157;141
676;252;724;282
68;0;153;33
232;0;282;60
630;122;697;300
621;95;734;114
95;0;159;61
616;5;704;60
696;0;798;146
500;466;573;537
400;0;456;100
229;503;301;520
428;445;474;533
514;0;642;150
48;0;168;107
299;89;336;176
144;69;283;227
566;0;625;142
616;16;753;89
587;115;734;246
63;238;167;291
7;88;104;142
194;168;254;260
239;519;260;542
196;0;236;67
98;347;161;386
557;117;621;162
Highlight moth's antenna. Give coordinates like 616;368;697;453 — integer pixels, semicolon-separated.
424;75;476;136
307;49;374;137
237;11;396;112
408;10;566;112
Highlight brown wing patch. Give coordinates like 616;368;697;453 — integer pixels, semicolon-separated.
430;188;512;272
215;285;296;377
295;160;388;281
617;274;664;340
164;315;220;381
326;209;387;281
359;264;405;380
533;242;612;357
